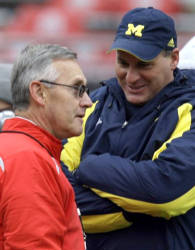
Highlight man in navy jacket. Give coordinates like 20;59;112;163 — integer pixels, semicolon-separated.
61;7;195;250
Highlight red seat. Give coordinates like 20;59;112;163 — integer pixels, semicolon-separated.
126;0;182;14
94;0;129;12
5;4;88;36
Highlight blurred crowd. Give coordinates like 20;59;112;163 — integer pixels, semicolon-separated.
0;0;194;88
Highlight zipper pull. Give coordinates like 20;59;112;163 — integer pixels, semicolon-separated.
122;120;128;128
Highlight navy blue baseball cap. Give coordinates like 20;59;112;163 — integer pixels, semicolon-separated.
110;7;177;61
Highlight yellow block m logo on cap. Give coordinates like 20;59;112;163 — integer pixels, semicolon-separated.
125;24;144;37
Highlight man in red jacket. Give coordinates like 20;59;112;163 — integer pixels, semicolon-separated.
0;44;92;250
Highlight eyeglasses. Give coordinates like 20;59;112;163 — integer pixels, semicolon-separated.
39;80;89;98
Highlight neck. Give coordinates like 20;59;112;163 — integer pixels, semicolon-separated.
15;107;52;136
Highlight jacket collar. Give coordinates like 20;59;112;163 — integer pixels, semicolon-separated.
2;117;62;160
104;68;192;119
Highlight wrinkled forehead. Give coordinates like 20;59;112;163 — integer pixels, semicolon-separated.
52;59;87;84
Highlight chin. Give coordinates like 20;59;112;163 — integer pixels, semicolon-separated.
127;99;143;106
70;128;83;138
126;95;147;106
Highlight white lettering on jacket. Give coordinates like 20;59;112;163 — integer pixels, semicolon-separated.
0;157;5;172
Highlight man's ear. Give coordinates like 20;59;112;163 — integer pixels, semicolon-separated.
171;48;179;70
29;81;46;106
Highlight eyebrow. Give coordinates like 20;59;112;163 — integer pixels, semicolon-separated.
117;54;124;60
72;78;87;86
117;56;128;63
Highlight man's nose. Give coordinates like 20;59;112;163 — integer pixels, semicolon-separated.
80;92;93;108
126;66;140;84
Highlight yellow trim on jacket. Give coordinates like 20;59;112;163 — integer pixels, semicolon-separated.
61;102;98;171
82;212;132;233
152;103;192;160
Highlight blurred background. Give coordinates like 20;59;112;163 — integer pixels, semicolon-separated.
0;0;194;89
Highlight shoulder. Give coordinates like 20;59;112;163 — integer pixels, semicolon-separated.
90;77;117;102
180;68;195;85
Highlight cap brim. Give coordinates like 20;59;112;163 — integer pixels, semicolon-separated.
109;39;162;61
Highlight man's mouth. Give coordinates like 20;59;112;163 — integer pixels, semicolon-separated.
127;84;146;93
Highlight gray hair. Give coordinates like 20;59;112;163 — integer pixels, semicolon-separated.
11;43;77;110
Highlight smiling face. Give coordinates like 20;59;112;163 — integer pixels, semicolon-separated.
43;59;92;139
115;49;179;105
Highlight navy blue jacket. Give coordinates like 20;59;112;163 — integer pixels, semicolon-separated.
61;68;195;250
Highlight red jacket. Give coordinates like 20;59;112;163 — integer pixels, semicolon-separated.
0;117;84;250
